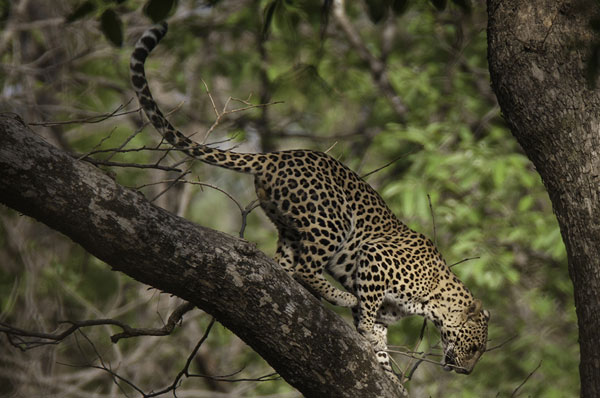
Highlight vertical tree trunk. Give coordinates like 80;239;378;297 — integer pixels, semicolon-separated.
487;1;600;396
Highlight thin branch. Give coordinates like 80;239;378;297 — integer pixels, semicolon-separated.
511;360;542;397
58;361;146;397
427;194;437;245
240;200;261;238
141;179;243;213
77;126;118;160
150;168;193;203
200;79;283;144
80;157;182;173
90;316;279;398
324;141;338;154
79;145;173;156
79;330;136;397
104;126;145;162
144;317;217;397
448;256;480;268
387;348;451;369
189;372;281;383
110;302;196;342
361;151;414;179
486;335;518;352
202;79;220;120
136;178;260;239
29;100;136;126
402;320;429;381
0;302;196;350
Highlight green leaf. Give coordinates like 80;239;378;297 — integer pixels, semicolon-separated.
65;1;97;23
430;0;446;11
262;0;278;40
99;9;123;47
0;0;11;26
451;0;471;13
517;196;534;212
492;160;506;187
320;0;333;39
392;0;409;15
365;0;388;24
143;0;176;23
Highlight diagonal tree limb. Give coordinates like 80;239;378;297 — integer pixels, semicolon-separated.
0;113;405;397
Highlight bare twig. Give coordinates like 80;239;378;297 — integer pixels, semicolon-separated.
78;145;170;156
80;330;138;397
144;317;217;397
77;127;118;160
202;79;220;120
324;141;338;154
29;100;136;126
150;168;193;203
402;320;430;381
0;302;196;350
136;178;260;239
449;256;480;268
387;348;452;369
239;200;261;238
511;360;542;397
140;179;244;212
191;372;281;383
487;335;518;352
76;316;280;398
361;151;414;179
80;157;182;173
104;127;145;162
200;79;283;144
427;194;437;245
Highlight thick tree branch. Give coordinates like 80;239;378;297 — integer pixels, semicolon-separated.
0;114;404;397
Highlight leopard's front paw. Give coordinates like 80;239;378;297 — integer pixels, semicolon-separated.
376;351;408;397
330;290;358;308
358;328;387;352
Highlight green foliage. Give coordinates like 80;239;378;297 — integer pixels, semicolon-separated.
99;8;123;46
65;1;97;23
365;0;391;23
143;0;176;23
65;0;176;46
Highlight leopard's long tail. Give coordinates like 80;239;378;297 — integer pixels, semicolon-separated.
130;22;263;174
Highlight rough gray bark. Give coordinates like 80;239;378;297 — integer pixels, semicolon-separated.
0;114;405;397
487;1;600;397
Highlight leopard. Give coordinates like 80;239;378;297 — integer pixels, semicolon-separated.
130;21;490;390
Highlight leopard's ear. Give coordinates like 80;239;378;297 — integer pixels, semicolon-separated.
465;299;483;320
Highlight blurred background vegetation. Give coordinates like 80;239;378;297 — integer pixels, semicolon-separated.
0;0;578;397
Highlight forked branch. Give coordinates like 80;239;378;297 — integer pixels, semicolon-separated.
0;301;196;350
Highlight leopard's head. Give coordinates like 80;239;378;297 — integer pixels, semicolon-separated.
440;299;490;374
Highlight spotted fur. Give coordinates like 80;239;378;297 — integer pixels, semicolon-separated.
131;22;489;381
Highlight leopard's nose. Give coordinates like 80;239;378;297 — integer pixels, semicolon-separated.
442;354;455;371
